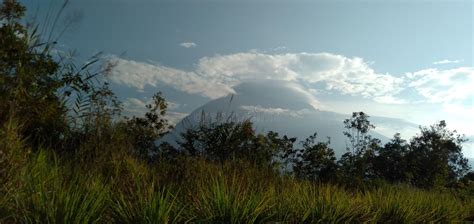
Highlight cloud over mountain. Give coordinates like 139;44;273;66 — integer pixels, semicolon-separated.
108;52;473;106
107;52;473;138
108;52;410;103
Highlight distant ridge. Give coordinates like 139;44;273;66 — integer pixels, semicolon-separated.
159;81;419;157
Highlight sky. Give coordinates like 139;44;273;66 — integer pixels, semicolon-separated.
23;0;474;155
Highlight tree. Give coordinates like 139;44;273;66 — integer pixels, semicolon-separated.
343;112;376;155
373;133;410;183
292;133;337;182
338;112;380;185
1;0;66;148
1;0;173;163
407;121;470;188
177;119;295;168
0;0;114;153
121;92;171;160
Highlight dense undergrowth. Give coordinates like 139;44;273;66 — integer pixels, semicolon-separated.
1;121;473;223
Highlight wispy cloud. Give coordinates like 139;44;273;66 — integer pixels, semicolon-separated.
406;67;474;104
272;46;288;51
433;59;463;65
107;52;473;109
106;55;235;99
123;97;148;115
196;52;405;103
108;52;474;138
179;42;197;48
108;52;406;104
240;105;312;117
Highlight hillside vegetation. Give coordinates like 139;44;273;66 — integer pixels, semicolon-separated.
1;0;473;223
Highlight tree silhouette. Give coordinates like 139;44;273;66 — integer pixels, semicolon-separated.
407;121;470;188
338;112;380;185
292;133;337;182
0;0;66;148
374;133;410;183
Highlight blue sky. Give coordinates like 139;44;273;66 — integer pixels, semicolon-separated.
24;0;474;155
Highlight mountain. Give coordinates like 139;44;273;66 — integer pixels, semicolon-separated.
160;80;419;157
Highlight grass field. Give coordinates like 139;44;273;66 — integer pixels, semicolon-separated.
1;147;473;223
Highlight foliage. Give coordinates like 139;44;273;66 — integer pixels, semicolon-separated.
177;119;295;168
343;111;376;155
407;120;470;188
338;112;380;186
120;92;171;160
288;133;338;182
0;0;65;148
373;133;411;183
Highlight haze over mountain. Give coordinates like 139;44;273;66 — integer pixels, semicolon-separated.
160;80;421;157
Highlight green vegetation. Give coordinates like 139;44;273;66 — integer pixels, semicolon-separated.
1;145;473;223
1;0;473;222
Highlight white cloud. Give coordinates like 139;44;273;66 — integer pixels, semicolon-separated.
167;101;181;110
108;52;472;109
179;42;197;48
272;46;288;51
373;95;408;104
375;123;419;140
106;56;234;99
240;105;312;117
195;52;405;102
111;52;404;102
433;59;463;65
464;142;474;158
440;103;474;136
123;97;148;115
406;67;474;104
404;67;473;136
241;105;291;115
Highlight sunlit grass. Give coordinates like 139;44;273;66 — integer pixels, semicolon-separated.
365;185;470;223
275;182;372;223
1;145;472;223
188;172;274;223
9;151;109;223
112;185;183;224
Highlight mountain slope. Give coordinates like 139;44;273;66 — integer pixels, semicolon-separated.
160;81;419;156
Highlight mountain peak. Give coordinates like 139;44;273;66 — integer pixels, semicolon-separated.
225;80;320;111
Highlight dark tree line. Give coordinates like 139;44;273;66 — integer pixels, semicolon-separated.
157;112;471;189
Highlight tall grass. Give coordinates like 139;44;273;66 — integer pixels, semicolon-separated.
112;185;182;223
110;157;184;223
1;137;472;223
9;151;109;223
365;185;470;222
276;182;372;223
189;172;274;223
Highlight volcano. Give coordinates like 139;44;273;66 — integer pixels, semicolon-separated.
160;80;419;156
